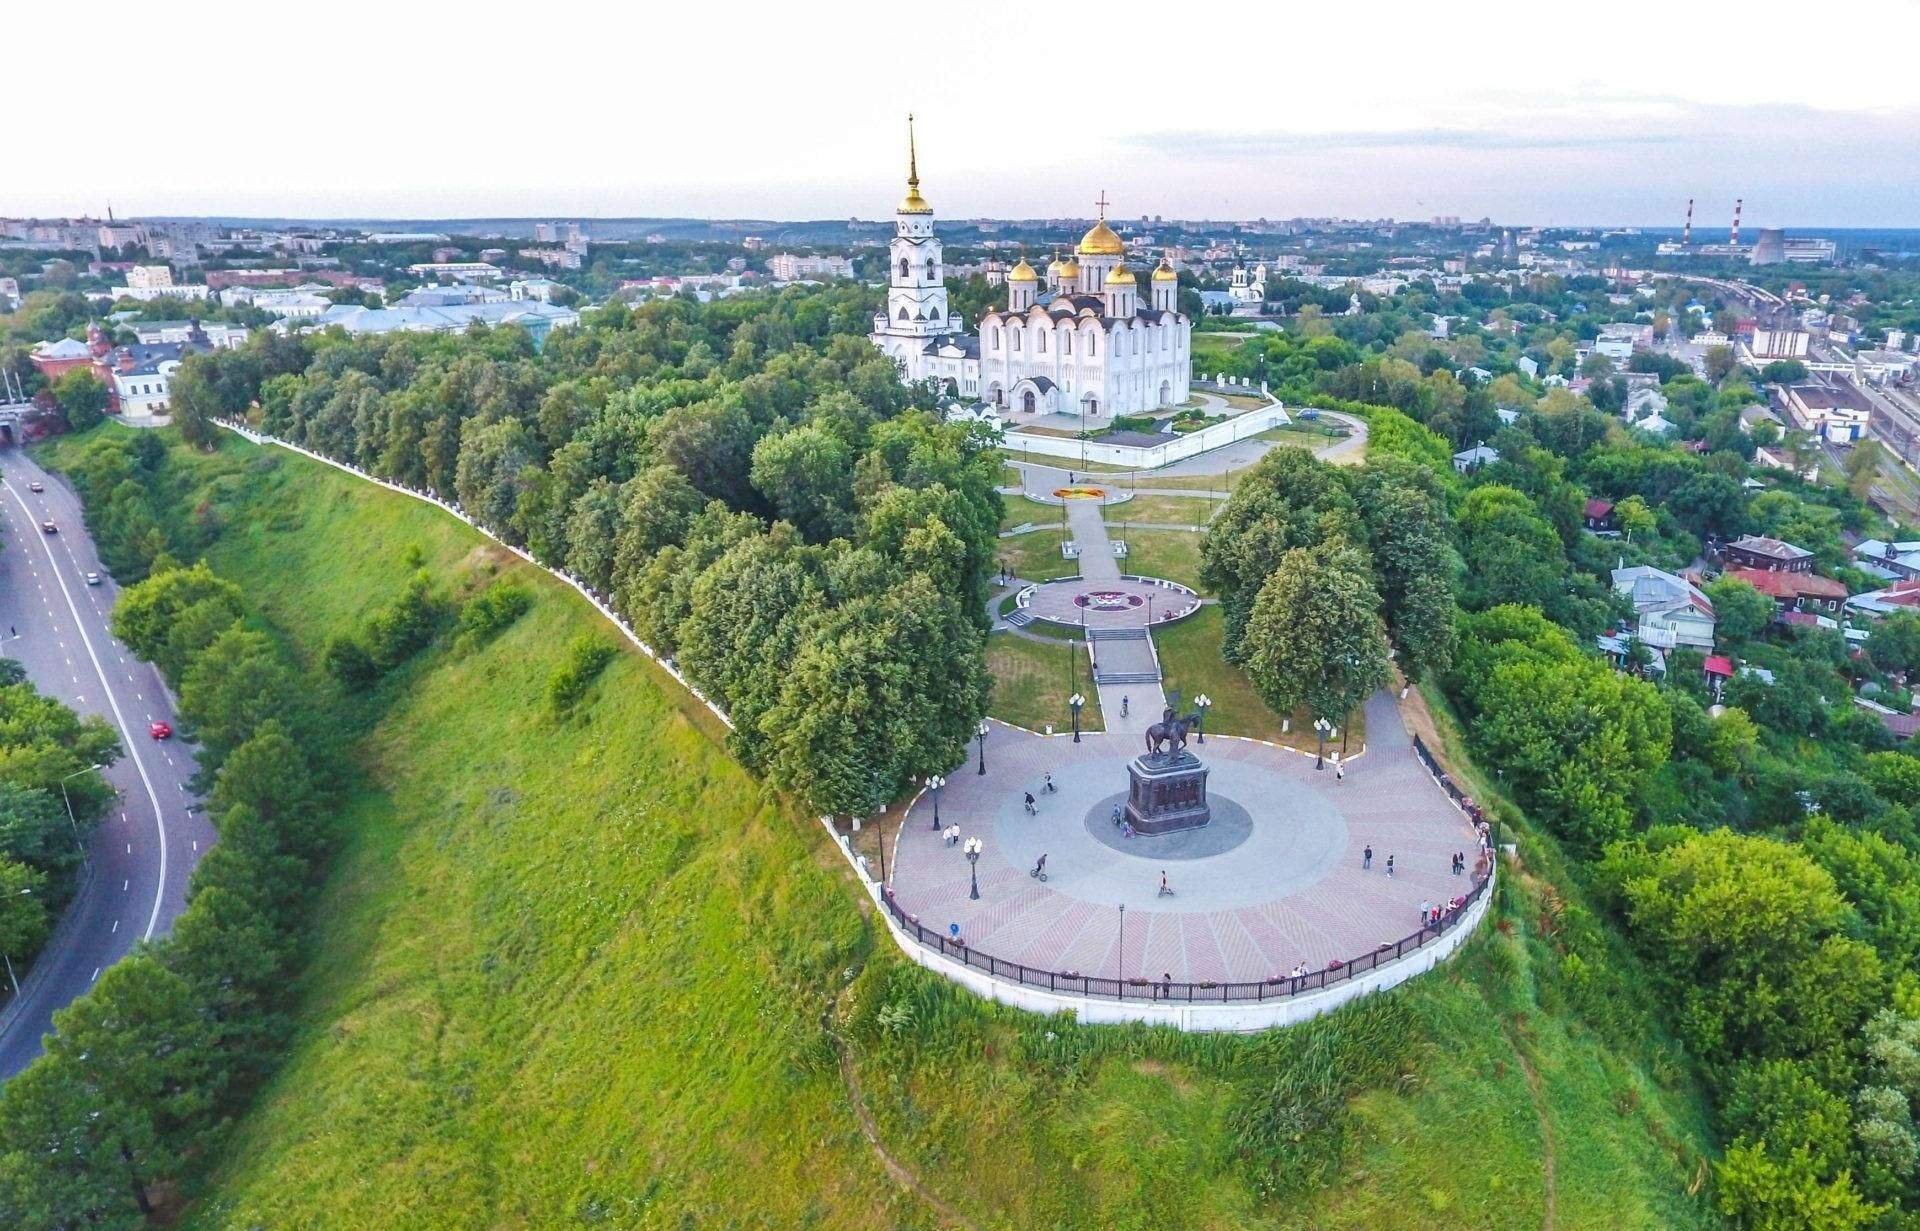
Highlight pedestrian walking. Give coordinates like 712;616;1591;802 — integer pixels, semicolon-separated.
1158;870;1172;897
1335;760;1345;782
1043;772;1056;794
1363;844;1373;870
1122;695;1130;717
1024;791;1037;815
1386;854;1394;878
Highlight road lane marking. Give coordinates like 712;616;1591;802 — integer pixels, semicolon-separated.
122;880;129;891
90;968;99;983
111;920;118;934
2;477;171;942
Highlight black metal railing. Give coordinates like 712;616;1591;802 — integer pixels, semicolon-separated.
881;866;1489;1005
879;731;1496;1005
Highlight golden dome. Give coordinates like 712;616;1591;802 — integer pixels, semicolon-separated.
1078;217;1125;256
1059;257;1081;278
1152;257;1179;282
1008;258;1037;282
1104;263;1136;286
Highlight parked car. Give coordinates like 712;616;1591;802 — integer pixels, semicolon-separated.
149;721;172;740
85;572;101;586
40;520;55;534
27;481;43;493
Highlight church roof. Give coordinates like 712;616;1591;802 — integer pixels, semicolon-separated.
1077;217;1124;256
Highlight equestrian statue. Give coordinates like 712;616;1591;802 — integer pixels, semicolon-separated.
1144;691;1204;759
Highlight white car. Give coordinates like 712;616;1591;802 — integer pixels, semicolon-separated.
85;572;101;586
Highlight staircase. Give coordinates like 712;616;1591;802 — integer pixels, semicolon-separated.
1089;627;1162;685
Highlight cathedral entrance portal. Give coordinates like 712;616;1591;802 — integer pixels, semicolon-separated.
1159;380;1172;407
1022;390;1035;414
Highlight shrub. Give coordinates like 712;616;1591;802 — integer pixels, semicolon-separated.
456;582;533;651
546;635;617;715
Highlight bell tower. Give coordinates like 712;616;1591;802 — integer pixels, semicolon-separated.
882;114;949;339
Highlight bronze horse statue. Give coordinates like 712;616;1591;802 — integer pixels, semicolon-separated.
1145;703;1201;758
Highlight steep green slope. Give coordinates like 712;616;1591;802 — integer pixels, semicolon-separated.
43;428;1721;1229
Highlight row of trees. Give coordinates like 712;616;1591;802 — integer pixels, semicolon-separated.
0;663;119;979
0;555;336;1226
162;287;1002;818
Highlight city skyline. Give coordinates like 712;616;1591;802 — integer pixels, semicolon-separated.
9;0;1920;227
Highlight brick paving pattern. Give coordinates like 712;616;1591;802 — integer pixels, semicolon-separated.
891;690;1475;984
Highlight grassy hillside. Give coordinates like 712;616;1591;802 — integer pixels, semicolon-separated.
43;427;1723;1229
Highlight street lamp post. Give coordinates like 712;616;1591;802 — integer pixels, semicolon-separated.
976;720;990;775
59;764;106;861
1069;693;1085;743
1193;694;1211;743
964;836;983;900
928;774;946;831
1313;717;1332;770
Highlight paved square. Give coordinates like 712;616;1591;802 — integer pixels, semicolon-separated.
890;691;1479;984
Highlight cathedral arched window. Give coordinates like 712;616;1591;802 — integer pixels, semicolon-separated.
1063;333;1072;355
931;307;941;320
925;259;936;279
1012;332;1021;351
1037;332;1046;353
897;307;908;320
898;258;909;279
991;327;1001;350
1088;334;1097;357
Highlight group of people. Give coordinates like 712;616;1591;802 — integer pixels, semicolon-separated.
941;824;961;846
1416;896;1466;929
1023;773;1058;816
1361;846;1394;877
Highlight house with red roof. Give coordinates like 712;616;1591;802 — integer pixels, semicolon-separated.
1724;565;1848;618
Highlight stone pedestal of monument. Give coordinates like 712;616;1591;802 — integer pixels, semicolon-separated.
1125;749;1212;835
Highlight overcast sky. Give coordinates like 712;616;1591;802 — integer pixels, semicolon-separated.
12;0;1920;227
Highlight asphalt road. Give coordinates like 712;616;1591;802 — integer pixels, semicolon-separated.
0;446;212;1079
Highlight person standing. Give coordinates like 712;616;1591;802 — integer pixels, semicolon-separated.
1335;760;1345;782
1386;854;1395;878
1363;844;1373;870
1420;900;1430;927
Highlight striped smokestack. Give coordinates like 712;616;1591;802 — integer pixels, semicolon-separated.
1731;198;1742;246
1684;197;1693;246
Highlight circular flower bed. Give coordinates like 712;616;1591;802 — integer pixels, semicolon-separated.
1052;486;1106;500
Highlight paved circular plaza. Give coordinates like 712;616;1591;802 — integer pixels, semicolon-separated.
889;693;1480;984
1021;576;1202;632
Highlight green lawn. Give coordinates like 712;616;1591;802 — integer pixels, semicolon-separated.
1116;528;1206;590
987;631;1101;733
999;493;1061;533
35;425;1720;1230
996;528;1076;582
1111;493;1215;528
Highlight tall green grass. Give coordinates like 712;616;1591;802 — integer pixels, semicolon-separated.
38;428;1723;1229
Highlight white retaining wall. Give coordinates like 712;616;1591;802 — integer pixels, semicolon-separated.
1003;403;1290;470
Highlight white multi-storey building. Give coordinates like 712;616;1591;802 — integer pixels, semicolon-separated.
868;120;1189;423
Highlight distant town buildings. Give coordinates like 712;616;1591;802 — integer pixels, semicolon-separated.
766;252;854;281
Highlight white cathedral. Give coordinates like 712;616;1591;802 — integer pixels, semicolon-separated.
868;122;1191;423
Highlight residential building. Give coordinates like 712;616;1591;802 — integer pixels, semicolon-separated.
398;284;509;307
130;320;248;349
520;247;582;270
1724;565;1848;617
405;261;501;281
1853;539;1920;582
1612;564;1717;650
248;290;330;319
1723;534;1813;574
296;300;580;348
28;337;97;381
1451;444;1498;473
766;252;854;281
1847;575;1920;619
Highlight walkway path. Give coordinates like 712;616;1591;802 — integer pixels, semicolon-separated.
1064;498;1118;580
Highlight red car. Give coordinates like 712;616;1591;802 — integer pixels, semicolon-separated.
149;721;172;740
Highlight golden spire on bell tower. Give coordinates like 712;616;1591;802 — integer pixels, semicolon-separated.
898;113;933;215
